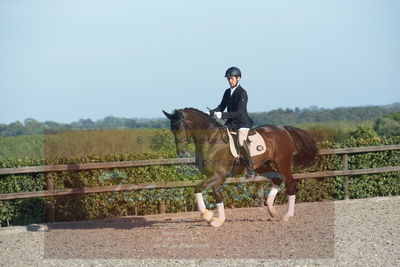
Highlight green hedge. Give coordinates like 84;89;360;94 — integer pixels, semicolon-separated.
0;137;399;226
333;137;400;199
0;158;45;226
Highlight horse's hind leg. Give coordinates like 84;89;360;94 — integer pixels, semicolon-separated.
270;156;297;222
257;164;283;218
266;181;281;218
281;169;297;222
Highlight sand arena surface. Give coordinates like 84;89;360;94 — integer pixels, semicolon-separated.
1;196;399;266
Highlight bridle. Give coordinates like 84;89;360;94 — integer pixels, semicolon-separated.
171;110;229;145
171;111;191;145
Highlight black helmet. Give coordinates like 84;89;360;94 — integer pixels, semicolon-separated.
224;67;241;78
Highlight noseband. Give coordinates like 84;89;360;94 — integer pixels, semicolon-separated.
171;112;191;144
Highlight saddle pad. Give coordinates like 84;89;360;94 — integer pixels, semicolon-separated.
227;128;267;158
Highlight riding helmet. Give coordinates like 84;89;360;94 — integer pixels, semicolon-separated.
224;67;241;78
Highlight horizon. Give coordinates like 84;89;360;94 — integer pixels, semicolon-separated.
2;101;399;125
1;1;399;124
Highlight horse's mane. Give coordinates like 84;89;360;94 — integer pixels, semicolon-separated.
176;107;223;128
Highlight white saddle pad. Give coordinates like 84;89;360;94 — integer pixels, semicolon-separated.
226;128;267;158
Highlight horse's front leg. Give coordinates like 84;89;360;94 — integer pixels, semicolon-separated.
194;173;226;226
194;192;213;222
209;180;226;227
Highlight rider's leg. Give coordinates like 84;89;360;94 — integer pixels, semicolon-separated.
238;128;256;178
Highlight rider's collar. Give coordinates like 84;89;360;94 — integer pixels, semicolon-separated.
230;83;240;95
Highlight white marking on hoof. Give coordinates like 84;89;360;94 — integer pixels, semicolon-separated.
209;217;224;227
267;204;277;218
201;209;213;222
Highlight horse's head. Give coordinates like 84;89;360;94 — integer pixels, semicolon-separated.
162;109;191;157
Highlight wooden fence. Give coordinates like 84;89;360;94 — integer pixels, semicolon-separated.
0;144;399;221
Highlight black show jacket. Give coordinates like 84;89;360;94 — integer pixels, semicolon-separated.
212;85;253;130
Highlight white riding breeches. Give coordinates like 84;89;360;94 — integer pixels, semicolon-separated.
237;128;250;147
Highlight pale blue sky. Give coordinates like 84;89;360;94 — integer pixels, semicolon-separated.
1;0;399;124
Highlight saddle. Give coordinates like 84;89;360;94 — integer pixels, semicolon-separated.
248;129;258;136
226;128;267;158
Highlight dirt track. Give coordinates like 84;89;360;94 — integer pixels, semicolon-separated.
1;196;399;266
44;200;334;259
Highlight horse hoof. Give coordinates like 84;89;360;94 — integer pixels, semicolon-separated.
201;210;213;222
210;217;224;227
267;205;277;218
280;215;291;222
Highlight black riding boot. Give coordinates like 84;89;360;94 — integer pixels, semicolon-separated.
243;142;256;178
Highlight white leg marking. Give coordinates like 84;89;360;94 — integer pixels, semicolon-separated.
283;194;296;221
210;202;225;227
266;184;280;218
266;184;280;207
195;192;206;213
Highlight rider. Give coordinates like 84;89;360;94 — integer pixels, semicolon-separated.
208;66;256;178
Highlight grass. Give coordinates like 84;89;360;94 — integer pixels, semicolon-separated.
0;129;173;160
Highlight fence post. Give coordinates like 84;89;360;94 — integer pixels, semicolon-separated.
46;173;55;222
342;154;349;200
158;199;166;214
258;183;265;207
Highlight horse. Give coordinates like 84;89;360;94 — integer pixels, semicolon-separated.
162;108;318;227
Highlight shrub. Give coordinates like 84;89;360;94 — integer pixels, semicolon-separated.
0;137;399;226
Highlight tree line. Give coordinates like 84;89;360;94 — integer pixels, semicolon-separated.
0;116;170;137
251;104;400;126
1;103;400;137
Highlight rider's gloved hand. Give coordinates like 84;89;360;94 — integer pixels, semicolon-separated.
214;112;222;119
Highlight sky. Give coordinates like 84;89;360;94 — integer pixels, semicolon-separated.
1;0;399;124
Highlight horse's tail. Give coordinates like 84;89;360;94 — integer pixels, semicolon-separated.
284;126;319;168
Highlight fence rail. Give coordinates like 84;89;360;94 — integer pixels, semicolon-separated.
1;144;399;204
2;144;400;176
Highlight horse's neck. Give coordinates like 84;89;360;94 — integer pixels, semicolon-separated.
188;117;214;131
191;125;218;142
185;113;227;153
192;127;228;155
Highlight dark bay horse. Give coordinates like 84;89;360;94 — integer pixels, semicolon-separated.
163;108;318;227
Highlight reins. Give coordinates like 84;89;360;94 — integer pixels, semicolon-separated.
173;110;229;144
191;114;229;144
215;121;229;144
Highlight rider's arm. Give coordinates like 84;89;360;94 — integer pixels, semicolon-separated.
221;89;248;119
211;89;230;112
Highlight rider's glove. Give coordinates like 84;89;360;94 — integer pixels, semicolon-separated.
206;110;215;116
214;112;222;119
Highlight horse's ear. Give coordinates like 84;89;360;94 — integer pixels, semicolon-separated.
162;110;173;119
